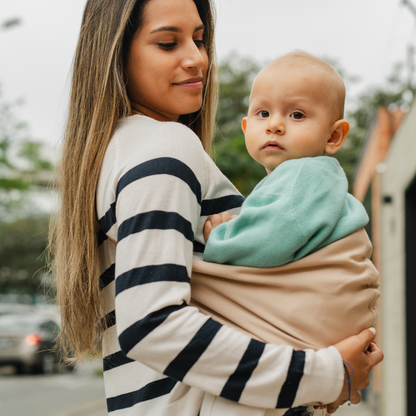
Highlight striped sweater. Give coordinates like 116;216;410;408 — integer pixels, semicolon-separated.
96;115;344;416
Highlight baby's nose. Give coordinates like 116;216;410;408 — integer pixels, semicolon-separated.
267;118;285;134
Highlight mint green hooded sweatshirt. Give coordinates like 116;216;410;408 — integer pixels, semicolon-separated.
203;157;369;267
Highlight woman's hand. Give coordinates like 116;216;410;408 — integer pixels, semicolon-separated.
203;212;237;242
327;328;383;413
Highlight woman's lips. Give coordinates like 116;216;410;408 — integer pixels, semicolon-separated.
173;78;203;89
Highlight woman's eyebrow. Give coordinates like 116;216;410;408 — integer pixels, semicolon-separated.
150;24;205;34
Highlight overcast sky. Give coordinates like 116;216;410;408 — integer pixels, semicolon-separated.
1;0;415;152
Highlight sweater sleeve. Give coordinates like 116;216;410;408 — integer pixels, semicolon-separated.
105;122;344;409
204;157;367;267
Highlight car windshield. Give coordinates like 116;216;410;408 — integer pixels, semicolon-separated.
0;315;43;331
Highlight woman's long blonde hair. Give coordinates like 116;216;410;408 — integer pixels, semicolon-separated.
50;0;218;360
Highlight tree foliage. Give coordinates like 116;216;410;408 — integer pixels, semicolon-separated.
334;63;409;187
212;53;265;196
0;86;53;215
0;84;53;298
0;216;49;296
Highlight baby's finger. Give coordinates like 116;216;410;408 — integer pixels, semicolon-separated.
220;212;232;222
210;214;222;228
203;220;213;242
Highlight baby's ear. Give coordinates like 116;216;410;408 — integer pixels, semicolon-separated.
325;119;350;155
241;117;248;134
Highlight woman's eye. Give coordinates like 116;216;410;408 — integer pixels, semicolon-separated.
158;43;176;50
290;112;304;120
258;110;269;118
194;40;206;49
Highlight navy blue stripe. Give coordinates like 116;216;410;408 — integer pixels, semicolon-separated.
99;202;117;234
193;241;205;253
201;195;244;216
220;339;265;402
116;264;190;296
276;350;306;408
98;229;108;246
103;310;116;328
119;302;187;355
107;377;177;412
100;264;115;290
164;319;222;381
116;157;202;205
103;350;134;372
118;210;194;243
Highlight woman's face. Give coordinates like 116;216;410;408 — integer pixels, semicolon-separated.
126;0;209;122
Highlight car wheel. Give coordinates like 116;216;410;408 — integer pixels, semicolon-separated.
41;354;56;374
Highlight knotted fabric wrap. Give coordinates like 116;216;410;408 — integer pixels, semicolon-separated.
190;228;379;351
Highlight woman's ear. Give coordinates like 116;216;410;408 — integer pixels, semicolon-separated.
325;119;350;155
241;117;248;134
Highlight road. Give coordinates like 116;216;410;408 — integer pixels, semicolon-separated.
0;365;107;416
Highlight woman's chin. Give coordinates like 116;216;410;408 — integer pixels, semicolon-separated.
171;96;203;117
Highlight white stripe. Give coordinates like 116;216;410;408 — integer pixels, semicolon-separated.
115;281;191;334
126;306;211;370
116;174;200;221
102;325;120;357
116;229;193;276
104;360;166;398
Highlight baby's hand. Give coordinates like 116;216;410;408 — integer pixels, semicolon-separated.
203;212;237;242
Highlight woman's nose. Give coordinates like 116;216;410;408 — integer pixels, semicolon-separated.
182;42;205;70
267;116;285;135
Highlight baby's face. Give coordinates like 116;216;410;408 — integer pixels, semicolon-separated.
243;64;337;173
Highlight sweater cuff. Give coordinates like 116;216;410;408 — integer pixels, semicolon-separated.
292;346;344;407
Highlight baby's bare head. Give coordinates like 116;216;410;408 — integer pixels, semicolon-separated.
251;51;346;122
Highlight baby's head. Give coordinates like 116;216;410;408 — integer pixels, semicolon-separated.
242;51;349;173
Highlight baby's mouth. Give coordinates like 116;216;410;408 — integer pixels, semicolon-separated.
263;141;284;150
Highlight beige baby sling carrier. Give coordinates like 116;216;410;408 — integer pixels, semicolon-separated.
190;227;379;351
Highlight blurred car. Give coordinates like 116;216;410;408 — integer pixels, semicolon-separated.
0;313;61;374
0;304;36;317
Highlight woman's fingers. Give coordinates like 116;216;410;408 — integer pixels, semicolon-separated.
366;341;384;367
326;391;361;414
334;328;384;401
356;327;376;352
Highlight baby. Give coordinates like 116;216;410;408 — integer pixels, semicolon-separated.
193;51;379;416
203;50;368;267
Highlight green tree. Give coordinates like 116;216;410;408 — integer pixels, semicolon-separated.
335;63;409;187
0;216;49;296
0;86;53;215
212;53;265;196
0;85;53;299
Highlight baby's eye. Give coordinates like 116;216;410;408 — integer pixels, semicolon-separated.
257;110;269;118
290;112;304;120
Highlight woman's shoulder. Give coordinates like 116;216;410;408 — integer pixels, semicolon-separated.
116;115;204;151
109;115;207;171
99;116;211;198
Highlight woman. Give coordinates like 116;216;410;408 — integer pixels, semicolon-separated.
51;0;383;415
